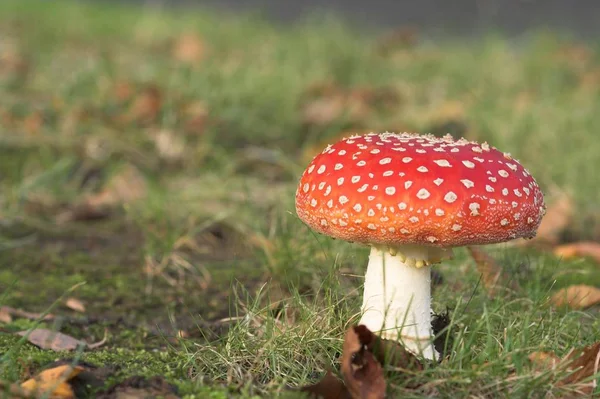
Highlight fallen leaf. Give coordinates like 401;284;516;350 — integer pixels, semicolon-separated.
127;85;162;123
301;371;352;399
528;343;600;395
554;242;600;264
551;285;600;309
21;364;84;399
0;306;54;321
18;328;107;351
152;130;186;162
527;192;573;246
0;307;12;323
341;325;386;399
56;164;147;223
467;247;518;297
172;33;206;64
65;298;86;313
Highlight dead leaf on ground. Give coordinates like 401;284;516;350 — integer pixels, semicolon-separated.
152;130;186;162
97;376;179;399
126;85;162;123
529;342;600;395
550;285;600;309
172;33;206;64
341;325;386;399
0;305;54;321
56;164;147;223
467;247;518;297
65;298;86;313
18;328;107;351
523;191;573;246
20;364;84;399
0;307;12;323
554;241;600;264
301;371;352;399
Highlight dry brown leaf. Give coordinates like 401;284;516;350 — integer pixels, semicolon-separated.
0;307;12;323
56;164;147;223
551;285;600;309
152;130;186;162
172;33;206;64
65;298;86;313
183;101;209;135
0;306;54;321
127;85;162;123
20;365;84;399
467;246;518;297
554;242;600;264
301;371;352;399
529;343;600;395
527;192;573;246
341;325;386;399
18;329;106;351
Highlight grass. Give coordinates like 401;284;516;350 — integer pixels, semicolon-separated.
0;0;600;397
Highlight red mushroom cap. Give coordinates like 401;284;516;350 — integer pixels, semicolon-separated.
295;132;545;247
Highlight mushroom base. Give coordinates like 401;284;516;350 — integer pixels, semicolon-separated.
359;245;452;361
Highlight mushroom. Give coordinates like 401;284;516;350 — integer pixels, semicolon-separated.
295;132;545;360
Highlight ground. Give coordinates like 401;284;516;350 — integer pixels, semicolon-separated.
1;0;600;397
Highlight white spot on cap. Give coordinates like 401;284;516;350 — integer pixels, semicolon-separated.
398;202;407;210
369;173;374;178
472;146;483;153
417;166;429;172
334;163;343;170
451;148;459;153
385;187;396;195
307;165;315;174
498;170;509;178
353;204;362;212
317;165;326;174
402;157;412;163
302;183;309;193
367;223;377;230
417;189;431;199
469;202;480;216
444;192;458;203
435;208;445;216
434;159;452;167
380;216;389;222
380;157;392;165
474;157;485;163
372;185;379;190
368;209;375;216
507;163;518;171
502;188;509;196
452;224;462;231
352;176;360;183
339;220;348;226
462;160;475;169
357;161;366;167
461;179;475;188
338;150;346;155
320;219;327;226
523;187;530;195
514;189;522;197
325;185;332;196
527;217;534;224
485;185;494;192
427;236;438;243
339;196;349;205
434;178;444;186
370;149;381;154
310;199;317;207
327;199;333;208
358;184;369;193
514;213;521;220
383;170;394;177
389;227;396;233
404;181;413;189
368;196;375;201
337;177;344;185
489;199;497;204
409;216;419;223
501;219;509;226
400;228;409;234
489;177;497;183
318;182;326;190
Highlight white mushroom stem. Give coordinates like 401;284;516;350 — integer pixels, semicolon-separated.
359;244;452;361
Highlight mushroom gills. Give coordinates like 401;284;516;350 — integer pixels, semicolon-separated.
359;244;452;361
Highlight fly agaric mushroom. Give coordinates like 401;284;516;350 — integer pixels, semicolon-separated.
295;132;545;360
